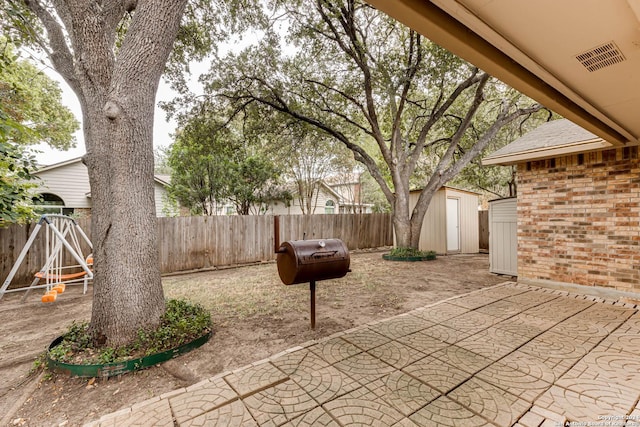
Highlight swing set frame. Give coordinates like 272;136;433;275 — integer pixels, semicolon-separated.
0;214;93;302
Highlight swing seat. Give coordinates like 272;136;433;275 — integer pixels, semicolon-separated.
41;290;57;303
52;284;66;294
35;271;89;281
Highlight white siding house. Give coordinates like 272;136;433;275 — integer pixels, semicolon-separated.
266;182;342;215
34;158;176;217
408;186;480;254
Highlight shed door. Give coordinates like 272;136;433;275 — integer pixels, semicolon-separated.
446;197;460;252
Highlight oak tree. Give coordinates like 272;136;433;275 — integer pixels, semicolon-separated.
206;0;546;248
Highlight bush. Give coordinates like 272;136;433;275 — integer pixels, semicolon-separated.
388;247;436;260
49;299;212;364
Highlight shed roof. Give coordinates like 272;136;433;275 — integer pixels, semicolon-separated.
482;119;612;166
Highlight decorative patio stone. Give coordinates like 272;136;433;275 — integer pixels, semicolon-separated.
474;282;527;299
448;377;530;426
281;406;339;427
454;331;517;361
551;317;610;345
242;379;318;427
431;344;492;375
440;311;502;334
396;330;450;356
367;314;434;339
80;283;640;427
475;360;553;402
596;330;640;355
570;304;635;329
493;315;547;339
333;351;397;385
342;328;392;351
447;293;497;310
554;377;640;410
519;331;592;361
503;290;558;310
535;385;635;421
402;355;470;394
524;302;582;322
411;302;470;323
475;300;524;319
223;362;288;396
322;386;405;426
181;400;257;427
110;398;173;427
421;323;471;344
364;371;440;416
169;376;238;424
367;339;428;369
309;337;363;365
271;348;330;376
560;349;640;388
409;396;491;427
290;364;360;404
495;351;558;384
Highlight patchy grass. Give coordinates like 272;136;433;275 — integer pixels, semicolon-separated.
162;255;409;323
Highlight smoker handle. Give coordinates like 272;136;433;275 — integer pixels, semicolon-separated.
310;251;338;257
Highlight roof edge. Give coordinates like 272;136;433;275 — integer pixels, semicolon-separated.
482;138;612;166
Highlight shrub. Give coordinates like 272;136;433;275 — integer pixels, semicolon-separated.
49;299;211;364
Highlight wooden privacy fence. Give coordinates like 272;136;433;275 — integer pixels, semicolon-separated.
478;210;489;251
1;213;392;288
157;213;393;273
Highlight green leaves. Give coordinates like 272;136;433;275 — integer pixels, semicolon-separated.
0;38;79;149
0;118;40;227
167;105;290;215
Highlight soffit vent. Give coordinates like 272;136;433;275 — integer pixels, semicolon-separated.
575;41;626;72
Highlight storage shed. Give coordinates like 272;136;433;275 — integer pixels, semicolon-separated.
488;198;518;276
408;187;480;254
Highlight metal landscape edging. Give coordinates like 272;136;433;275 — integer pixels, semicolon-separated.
47;331;212;378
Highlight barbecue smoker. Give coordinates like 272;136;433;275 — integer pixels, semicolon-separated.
274;217;350;329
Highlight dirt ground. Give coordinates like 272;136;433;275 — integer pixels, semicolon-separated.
0;250;510;427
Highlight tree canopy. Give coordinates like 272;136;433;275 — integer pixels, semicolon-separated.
167;106;291;215
200;0;547;247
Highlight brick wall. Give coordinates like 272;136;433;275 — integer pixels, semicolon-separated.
517;147;640;293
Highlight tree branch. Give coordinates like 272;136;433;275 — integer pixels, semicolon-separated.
22;0;81;94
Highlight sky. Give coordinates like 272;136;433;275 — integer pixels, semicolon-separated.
29;28;268;166
33;72;187;165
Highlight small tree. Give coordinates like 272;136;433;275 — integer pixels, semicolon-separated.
168;107;291;215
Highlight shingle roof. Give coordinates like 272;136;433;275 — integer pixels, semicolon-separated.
482;119;611;165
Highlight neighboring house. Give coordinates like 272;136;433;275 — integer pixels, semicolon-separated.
267;181;344;215
407;186;480;255
325;173;372;214
33;157;177;217
483;119;639;297
266;180;373;215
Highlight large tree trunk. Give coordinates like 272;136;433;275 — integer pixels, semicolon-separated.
392;182;413;248
24;0;189;346
86;1;188;346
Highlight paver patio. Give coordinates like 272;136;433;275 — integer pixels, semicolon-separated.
85;282;640;426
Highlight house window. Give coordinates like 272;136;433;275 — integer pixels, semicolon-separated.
32;193;74;216
325;200;335;214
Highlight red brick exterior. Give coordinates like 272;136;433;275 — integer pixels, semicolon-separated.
517;147;640;293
